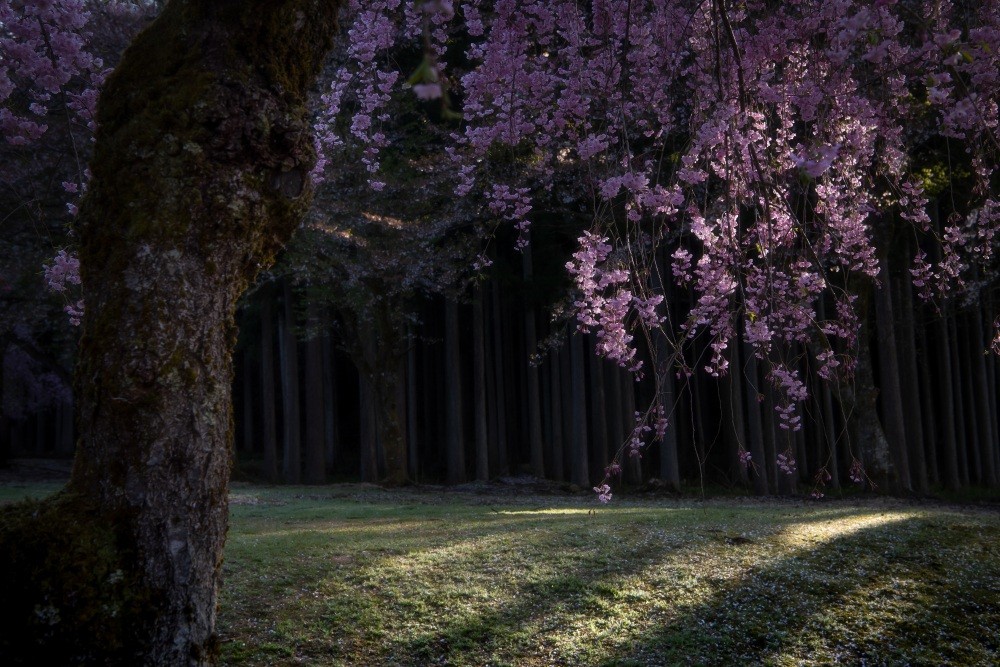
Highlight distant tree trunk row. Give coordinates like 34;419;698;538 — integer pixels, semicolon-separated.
225;252;1000;496
4;236;998;497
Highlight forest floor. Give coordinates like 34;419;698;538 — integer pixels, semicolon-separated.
2;474;998;665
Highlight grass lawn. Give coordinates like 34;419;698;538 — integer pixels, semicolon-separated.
3;482;998;665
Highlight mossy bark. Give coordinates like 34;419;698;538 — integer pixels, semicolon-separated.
0;1;341;665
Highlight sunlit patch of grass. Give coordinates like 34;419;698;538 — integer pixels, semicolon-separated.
213;490;1000;666
2;480;994;664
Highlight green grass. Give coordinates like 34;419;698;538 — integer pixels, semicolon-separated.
218;486;1000;666
5;482;999;665
0;482;66;504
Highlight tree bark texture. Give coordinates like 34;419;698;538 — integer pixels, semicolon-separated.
0;2;342;665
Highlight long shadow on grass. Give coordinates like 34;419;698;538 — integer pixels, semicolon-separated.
378;512;999;666
220;499;997;666
223;501;767;664
602;515;1000;666
369;506;921;665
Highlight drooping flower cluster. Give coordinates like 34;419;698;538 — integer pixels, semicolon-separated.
310;0;1000;500
4;1;156;327
0;0;101;145
776;451;797;477
43;249;84;325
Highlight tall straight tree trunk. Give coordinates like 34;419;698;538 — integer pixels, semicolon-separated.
241;346;255;454
0;3;343;664
490;283;509;476
588;335;609;483
606;354;625;473
473;287;490;481
818;373;840;490
278;281;301;484
358;373;379;483
260;297;278;482
959;314;983;484
406;329;420;481
916;318;939;486
936;311;962;490
742;342;768;495
895;263;927;493
558;342;574;480
358;325;409;486
522;245;545;478
691;359;710;492
724;341;749;484
837;305;891;490
322;334;339;474
970;310;998;487
548;348;565;481
950;317;972;486
445;300;466;484
761;373;779;494
622;367;642;485
569;332;590;487
657;360;681;492
873;273;912;493
303;326;325;484
651;253;679;490
985;299;1000;485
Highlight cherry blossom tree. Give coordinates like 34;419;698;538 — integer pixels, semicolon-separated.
313;0;1000;498
2;0;1000;664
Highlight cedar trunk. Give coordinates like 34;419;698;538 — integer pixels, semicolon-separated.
0;2;341;665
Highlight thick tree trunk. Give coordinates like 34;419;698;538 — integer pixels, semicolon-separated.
0;3;341;665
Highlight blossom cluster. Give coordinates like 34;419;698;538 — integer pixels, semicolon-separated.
308;0;1000;501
